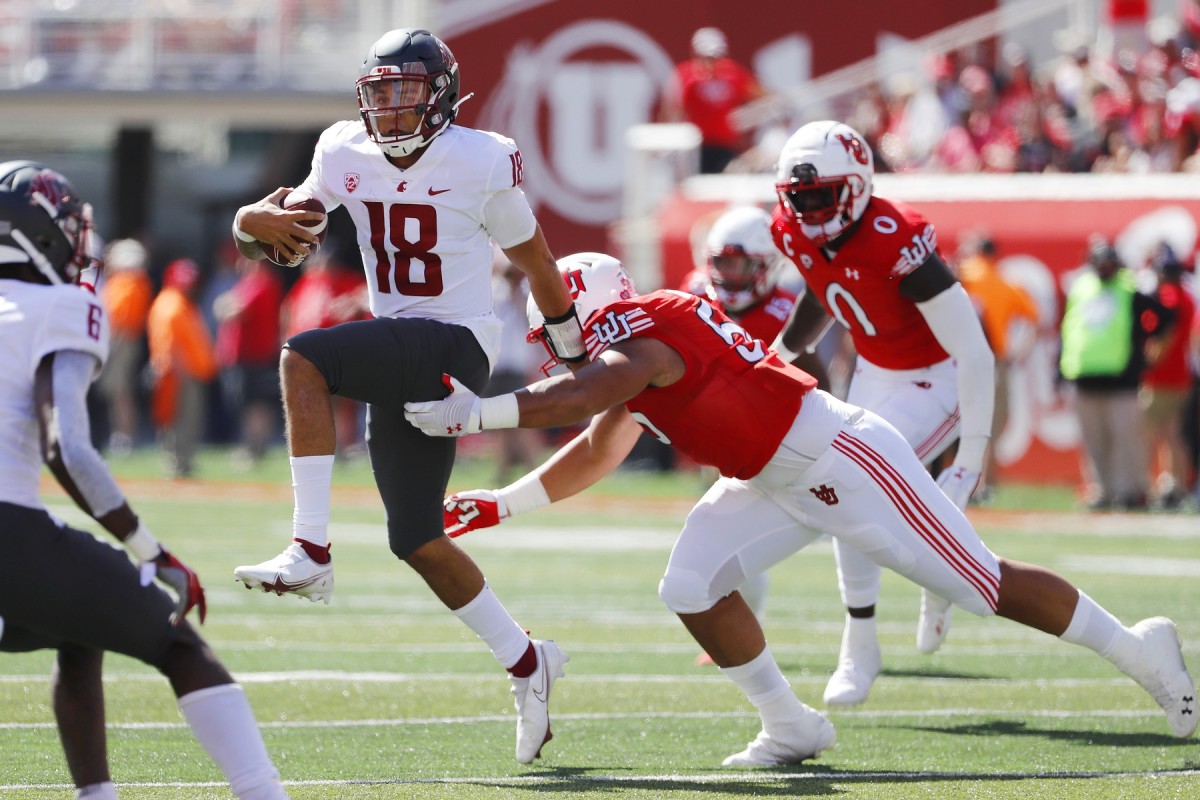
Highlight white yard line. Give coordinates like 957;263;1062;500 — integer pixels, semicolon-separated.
2;767;1198;792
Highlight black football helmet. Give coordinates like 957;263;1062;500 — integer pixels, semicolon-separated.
356;28;472;158
0;160;97;285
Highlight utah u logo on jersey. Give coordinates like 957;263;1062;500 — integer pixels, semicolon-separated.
593;310;634;346
898;224;938;269
809;484;839;505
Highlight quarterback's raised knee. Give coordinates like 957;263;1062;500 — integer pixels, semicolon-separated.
659;569;719;615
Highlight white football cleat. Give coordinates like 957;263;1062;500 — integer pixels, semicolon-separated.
511;639;569;763
722;711;837;767
234;542;334;604
823;619;881;707
1119;617;1197;738
916;590;953;654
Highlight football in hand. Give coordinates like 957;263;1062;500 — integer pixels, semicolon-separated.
263;192;327;268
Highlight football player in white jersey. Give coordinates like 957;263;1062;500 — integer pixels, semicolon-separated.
0;162;290;799
229;29;584;763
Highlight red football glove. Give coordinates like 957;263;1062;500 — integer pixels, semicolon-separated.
140;548;208;625
443;489;509;538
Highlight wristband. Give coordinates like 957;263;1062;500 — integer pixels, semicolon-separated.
231;214;256;243
124;522;163;562
496;473;551;517
479;393;520;430
542;306;586;362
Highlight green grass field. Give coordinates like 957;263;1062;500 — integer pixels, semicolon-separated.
1;447;1197;799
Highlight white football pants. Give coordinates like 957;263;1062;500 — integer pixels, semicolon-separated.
836;357;961;609
658;389;999;619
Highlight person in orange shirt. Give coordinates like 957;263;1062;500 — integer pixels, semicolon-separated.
97;239;153;456
146;258;217;478
955;235;1040;498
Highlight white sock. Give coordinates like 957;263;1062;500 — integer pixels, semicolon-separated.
290;455;334;547
178;684;289;800
720;645;808;730
452;582;531;670
76;783;117;800
1060;591;1135;668
842;615;879;657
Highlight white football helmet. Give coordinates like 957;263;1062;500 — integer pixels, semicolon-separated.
526;252;637;375
775;120;874;246
703;206;779;313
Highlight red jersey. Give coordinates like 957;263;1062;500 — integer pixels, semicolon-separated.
771;197;948;370
679;270;796;343
584;290;815;479
1143;282;1195;390
667;58;758;148
215;267;283;367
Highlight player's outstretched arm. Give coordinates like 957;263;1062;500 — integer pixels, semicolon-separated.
34;352;207;623
904;254;995;508
444;406;642;537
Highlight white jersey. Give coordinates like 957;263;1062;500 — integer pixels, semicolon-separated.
0;280;108;509
296;122;536;366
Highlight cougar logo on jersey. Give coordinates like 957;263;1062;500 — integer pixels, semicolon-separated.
896;224;938;272
344;173;360;193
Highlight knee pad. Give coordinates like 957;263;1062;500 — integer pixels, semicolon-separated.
658;567;719;615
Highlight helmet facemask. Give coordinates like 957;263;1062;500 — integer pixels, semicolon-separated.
358;69;458;158
708;246;771;313
777;164;863;247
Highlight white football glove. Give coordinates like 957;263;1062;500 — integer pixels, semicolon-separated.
443;489;510;537
935;465;980;511
404;375;481;438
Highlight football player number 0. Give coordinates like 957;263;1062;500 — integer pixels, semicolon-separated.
364;201;443;296
633;300;766;445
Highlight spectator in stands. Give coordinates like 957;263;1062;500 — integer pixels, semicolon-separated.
280;248;368;458
1140;243;1196;509
487;252;543;485
1059;238;1174;510
954;234;1040;500
96;238;152;456
213;255;284;468
661;27;764;174
146;258;217;479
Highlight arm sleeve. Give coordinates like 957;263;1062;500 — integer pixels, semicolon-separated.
916;283;995;472
52;350;127;518
482;187;538;249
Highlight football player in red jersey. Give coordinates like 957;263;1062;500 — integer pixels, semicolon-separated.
407;253;1196;766
768;120;997;707
680;205;803;663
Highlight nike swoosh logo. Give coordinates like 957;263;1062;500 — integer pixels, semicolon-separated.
531;649;549;702
428;187;451;196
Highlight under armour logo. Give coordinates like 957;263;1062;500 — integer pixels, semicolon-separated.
446;423;463;435
844;268;860;280
810;484;839;505
396;181;408;192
